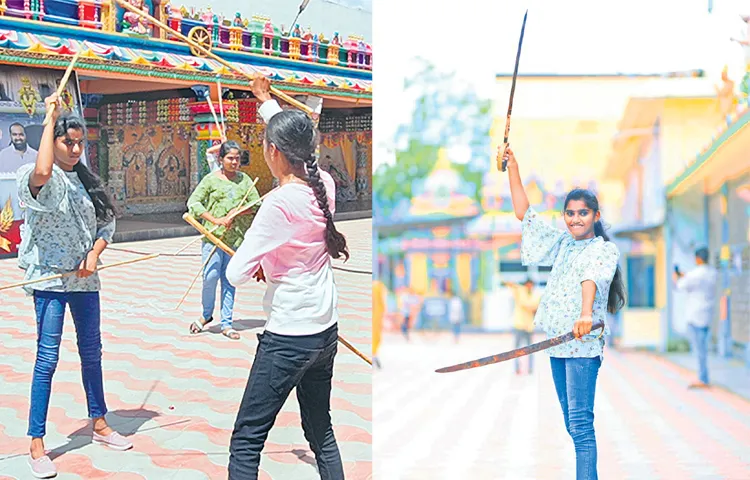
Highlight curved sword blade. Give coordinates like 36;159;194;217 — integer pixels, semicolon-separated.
500;9;528;172
435;321;603;374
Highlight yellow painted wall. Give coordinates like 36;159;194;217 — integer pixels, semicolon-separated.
621;309;663;348
660;98;725;183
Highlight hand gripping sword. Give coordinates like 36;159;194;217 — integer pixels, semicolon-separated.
498;10;528;172
435;321;604;373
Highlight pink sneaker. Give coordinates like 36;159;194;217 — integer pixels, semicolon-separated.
92;431;133;451
28;454;57;478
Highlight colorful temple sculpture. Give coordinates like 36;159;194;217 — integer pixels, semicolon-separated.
0;2;372;257
374;148;595;332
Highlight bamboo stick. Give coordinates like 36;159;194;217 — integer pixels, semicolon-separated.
172;177;260;256
175;244;218;309
0;254;159;292
182;213;235;256
217;77;226;135
43;51;82;126
181;216;372;365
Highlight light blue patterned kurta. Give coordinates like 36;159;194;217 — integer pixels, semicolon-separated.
521;206;620;358
16;164;115;295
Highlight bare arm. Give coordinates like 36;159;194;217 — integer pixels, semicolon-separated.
573;280;597;338
29;94;61;197
580;280;596;317
206;143;222;156
503;147;529;221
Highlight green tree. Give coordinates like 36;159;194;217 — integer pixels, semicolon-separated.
374;58;492;211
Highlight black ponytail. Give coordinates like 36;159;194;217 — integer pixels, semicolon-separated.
265;110;349;261
55;114;116;224
564;189;626;313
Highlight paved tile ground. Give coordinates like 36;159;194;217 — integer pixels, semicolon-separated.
0;219;372;479
663;352;750;401
374;332;750;480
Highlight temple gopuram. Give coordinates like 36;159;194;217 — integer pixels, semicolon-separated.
0;0;372;256
374;148;600;332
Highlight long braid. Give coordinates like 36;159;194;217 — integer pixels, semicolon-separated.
265;109;349;261
304;152;349;260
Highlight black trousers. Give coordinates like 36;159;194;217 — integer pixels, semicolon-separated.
228;323;344;480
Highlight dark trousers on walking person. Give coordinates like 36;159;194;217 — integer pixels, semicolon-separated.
688;323;710;385
401;314;410;341
228;324;344;480
513;328;533;374
550;356;601;480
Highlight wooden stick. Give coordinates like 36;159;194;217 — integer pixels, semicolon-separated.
43;51;82;126
175;177;258;302
217;77;226;135
205;92;224;139
172;177;260;256
113;0;313;115
225;187;273;222
337;336;373;366
182;213;235;256
180;219;373;365
175;244;218;309
0;253;159;292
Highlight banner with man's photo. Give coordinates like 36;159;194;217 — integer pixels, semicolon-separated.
0;66;84;257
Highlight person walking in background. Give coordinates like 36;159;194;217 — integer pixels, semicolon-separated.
673;246;718;389
503;278;542;374
448;291;464;344
399;288;414;341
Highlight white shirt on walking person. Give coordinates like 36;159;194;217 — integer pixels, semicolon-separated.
675;264;718;328
448;296;464;325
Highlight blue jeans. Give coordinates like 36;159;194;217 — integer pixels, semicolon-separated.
550;356;601;480
229;324;343;479
201;241;236;329
28;291;107;438
689;324;710;384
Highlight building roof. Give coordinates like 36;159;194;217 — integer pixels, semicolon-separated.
604;78;719;180
0;18;371;101
667;106;750;197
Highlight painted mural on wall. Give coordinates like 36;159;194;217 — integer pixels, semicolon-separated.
117;125;191;205
319;110;372;205
0;66;83;256
230;123;275;195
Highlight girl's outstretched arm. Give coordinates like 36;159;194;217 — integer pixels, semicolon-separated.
29;94;61;196
503;147;529;221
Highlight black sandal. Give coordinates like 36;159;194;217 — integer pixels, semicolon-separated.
190;316;213;334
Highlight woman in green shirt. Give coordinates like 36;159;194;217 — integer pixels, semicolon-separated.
187;141;260;339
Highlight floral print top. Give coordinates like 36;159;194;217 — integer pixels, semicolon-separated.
187;172;260;249
16;164;115;295
521;206;620;358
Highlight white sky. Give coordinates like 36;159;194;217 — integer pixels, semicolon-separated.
372;0;749;169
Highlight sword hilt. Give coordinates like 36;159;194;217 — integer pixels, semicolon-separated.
499;142;509;172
